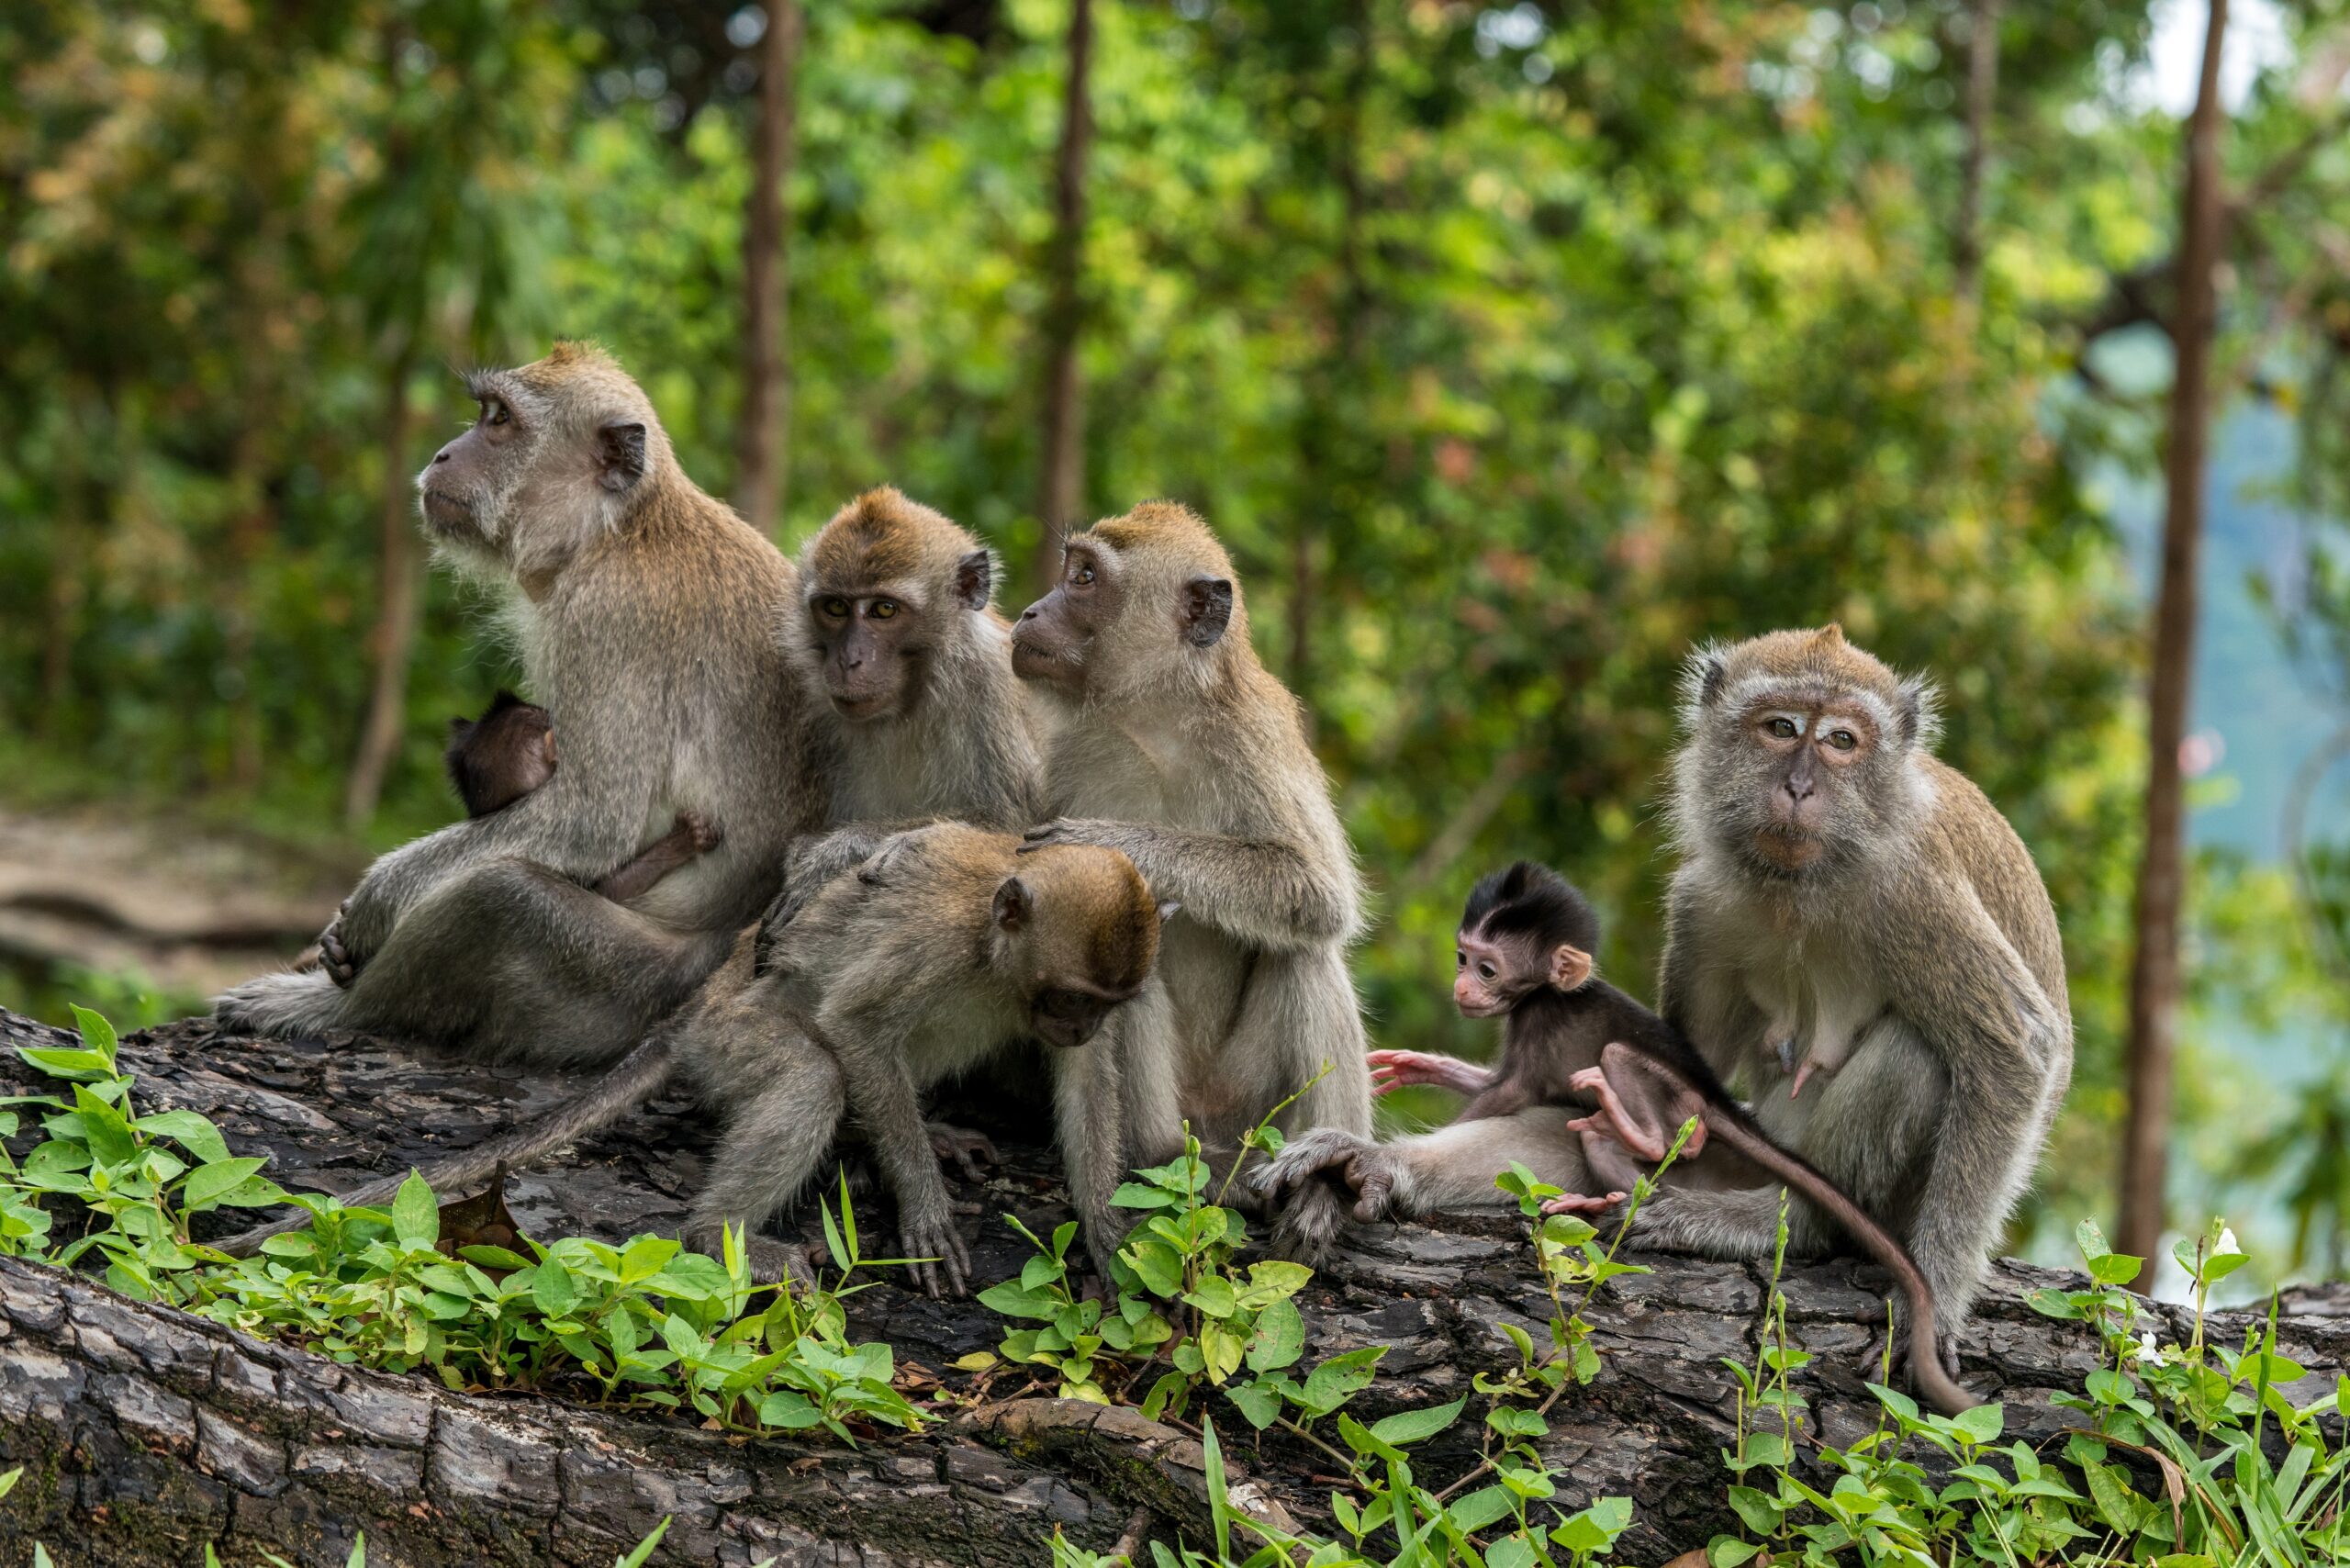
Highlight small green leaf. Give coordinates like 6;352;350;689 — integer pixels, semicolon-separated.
615;1517;671;1568
181;1158;270;1212
134;1110;233;1165
391;1170;438;1249
1370;1395;1466;1448
1225;1379;1282;1429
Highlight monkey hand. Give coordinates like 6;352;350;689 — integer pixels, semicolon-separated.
897;1203;972;1298
1539;1190;1627;1216
1251;1128;1397;1222
1019;818;1128;856
1367;1048;1488;1096
317;900;361;989
677;810;723;855
926;1121;999;1183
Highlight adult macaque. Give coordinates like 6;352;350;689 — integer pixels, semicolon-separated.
1010;502;1372;1254
1606;625;2071;1384
1258;857;1976;1414
225;826;1169;1294
443;690;720;903
216;342;813;1065
763;487;1046;929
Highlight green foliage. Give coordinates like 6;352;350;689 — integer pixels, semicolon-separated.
1;1009;923;1440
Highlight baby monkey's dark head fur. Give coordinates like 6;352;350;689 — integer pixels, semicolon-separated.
445;690;555;818
1455;861;1600;1018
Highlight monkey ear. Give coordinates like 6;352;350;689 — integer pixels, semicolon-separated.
992;876;1032;932
595;421;647;494
1181;577;1234;648
1897;673;1942;750
542;730;559;767
448;716;475;740
1550;944;1593;991
956;548;993;611
1156;899;1182;924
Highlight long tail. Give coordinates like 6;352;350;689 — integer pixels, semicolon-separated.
217;1035;678;1258
1629;1056;1976;1416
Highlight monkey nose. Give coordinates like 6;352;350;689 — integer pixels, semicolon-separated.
431;446;452;465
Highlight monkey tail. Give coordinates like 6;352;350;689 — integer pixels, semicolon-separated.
1628;1058;1977;1416
215;1034;680;1259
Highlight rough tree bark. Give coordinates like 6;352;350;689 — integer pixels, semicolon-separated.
1;1005;2341;1567
734;0;801;537
1029;0;1093;596
1953;0;1998;303
2119;0;2228;1265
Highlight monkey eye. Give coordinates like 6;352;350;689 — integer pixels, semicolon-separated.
868;599;899;620
1067;559;1096;588
1764;716;1799;740
1455;949;1466;969
818;597;851;620
1477;961;1496;980
1825;728;1858;752
482;399;509;427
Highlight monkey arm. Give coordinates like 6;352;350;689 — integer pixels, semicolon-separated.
1020;820;1349;951
1881;890;2071;1330
819;1000;971;1300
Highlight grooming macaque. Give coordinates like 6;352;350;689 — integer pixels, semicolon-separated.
1605;624;2070;1386
227;826;1168;1296
764;487;1046;930
445;690;720;903
216;342;814;1065
1260;857;1976;1414
1011;501;1373;1254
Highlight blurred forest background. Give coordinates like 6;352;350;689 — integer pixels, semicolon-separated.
3;0;2349;1281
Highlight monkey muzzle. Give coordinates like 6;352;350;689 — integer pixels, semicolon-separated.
420;487;480;536
1030;985;1132;1049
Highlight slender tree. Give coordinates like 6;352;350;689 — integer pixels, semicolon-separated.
1953;0;1999;302
345;341;421;824
2118;0;2229;1263
735;0;801;535
1030;0;1094;592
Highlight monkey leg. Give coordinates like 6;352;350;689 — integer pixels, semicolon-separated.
1260;1109;1601;1255
1208;948;1371;1238
235;857;735;1067
680;1041;847;1288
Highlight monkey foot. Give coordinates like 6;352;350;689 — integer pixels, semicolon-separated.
1539;1191;1626;1216
1565;1066;1669;1162
926;1122;1000;1183
898;1212;973;1298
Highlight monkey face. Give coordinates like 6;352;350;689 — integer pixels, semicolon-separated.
1736;699;1882;870
1013;543;1113;688
807;586;927;720
416;357;651;566
1029;985;1123;1049
1454;929;1589;1015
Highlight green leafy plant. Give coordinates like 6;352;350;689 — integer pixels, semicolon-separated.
2;1009;924;1440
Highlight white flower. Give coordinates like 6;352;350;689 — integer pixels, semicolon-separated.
2136;1329;2160;1361
2216;1226;2241;1257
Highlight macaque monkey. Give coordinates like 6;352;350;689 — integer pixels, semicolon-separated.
1260;858;1976;1415
764;487;1046;924
444;690;720;903
215;342;814;1065
1010;502;1372;1256
223;826;1169;1296
1610;625;2071;1387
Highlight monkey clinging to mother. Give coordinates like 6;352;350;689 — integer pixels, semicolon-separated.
210;343;2071;1394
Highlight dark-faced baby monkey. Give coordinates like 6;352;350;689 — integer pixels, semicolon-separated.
444;690;721;904
1262;859;1975;1415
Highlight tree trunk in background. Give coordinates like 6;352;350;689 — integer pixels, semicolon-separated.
1290;1;1373;723
734;0;800;535
221;419;275;795
2118;0;2228;1264
343;344;422;826
1030;0;1093;593
1953;0;1999;302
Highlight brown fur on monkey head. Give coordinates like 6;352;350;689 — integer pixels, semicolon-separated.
792;487;997;722
1012;500;1249;703
416;341;678;585
988;840;1170;1048
1673;624;1943;881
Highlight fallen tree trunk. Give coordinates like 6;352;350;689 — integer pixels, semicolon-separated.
1;1005;2343;1565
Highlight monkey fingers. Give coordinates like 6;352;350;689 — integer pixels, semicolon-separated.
1342;1150;1397;1222
677;810;723;854
1365;1048;1484;1096
926;1121;1000;1183
318;926;358;989
899;1210;972;1298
